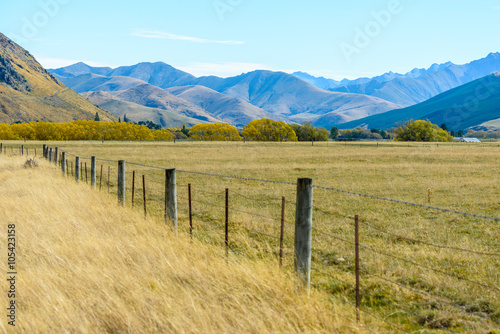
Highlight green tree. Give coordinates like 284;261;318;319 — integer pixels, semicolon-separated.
395;120;453;142
94;112;100;122
123;114;129;123
181;124;189;136
440;123;448;132
458;130;464;137
330;126;339;139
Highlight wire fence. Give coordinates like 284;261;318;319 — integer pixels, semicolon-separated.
3;142;499;333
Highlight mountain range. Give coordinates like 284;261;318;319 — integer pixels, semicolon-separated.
296;53;500;107
51;62;400;128
0;33;115;123
1;31;499;131
338;72;500;131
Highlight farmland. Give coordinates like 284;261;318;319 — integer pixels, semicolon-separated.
1;140;499;333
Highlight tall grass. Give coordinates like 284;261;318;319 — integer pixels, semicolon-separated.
0;156;359;334
2;140;499;333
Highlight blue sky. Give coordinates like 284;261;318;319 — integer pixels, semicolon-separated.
1;0;499;80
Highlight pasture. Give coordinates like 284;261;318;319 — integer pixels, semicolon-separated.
1;140;499;333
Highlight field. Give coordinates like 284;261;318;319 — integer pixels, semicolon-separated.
1;140;499;333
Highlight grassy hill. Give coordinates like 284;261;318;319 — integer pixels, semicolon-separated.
339;72;500;130
0;33;116;123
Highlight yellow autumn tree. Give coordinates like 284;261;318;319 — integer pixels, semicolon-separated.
0;121;170;141
242;119;298;142
188;123;241;141
153;129;176;141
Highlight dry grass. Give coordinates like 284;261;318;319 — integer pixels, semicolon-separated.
2;140;500;333
0;156;359;334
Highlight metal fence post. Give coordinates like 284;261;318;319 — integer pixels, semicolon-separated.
54;147;59;165
165;169;177;231
294;178;313;292
118;160;125;206
91;156;97;189
355;215;361;322
61;152;66;175
75;157;81;182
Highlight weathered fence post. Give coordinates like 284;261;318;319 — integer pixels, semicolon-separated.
49;148;53;163
91;156;97;189
118;160;125;206
0;143;2;154
42;144;46;159
21;145;24;156
61;152;66;175
294;178;313;292
54;147;59;165
164;169;177;231
75;157;81;182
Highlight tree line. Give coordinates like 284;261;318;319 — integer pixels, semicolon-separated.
1;118;482;142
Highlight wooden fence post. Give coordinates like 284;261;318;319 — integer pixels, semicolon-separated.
225;188;229;258
0;143;2;154
21;145;24;156
164;169;177;231
54;147;59;165
142;175;147;218
294;178;313;292
118;160;125;206
132;171;136;208
61;152;66;175
49;148;53;163
188;184;193;238
75;157;81;182
91;156;97;189
280;196;286;268
355;215;360;322
42;144;47;159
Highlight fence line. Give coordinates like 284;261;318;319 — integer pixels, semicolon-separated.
5;143;498;333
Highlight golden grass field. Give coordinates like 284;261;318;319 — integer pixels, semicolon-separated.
1;140;499;333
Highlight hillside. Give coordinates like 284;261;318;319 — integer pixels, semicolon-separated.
0;33;115;123
330;53;500;106
0;156;349;333
82;91;206;128
338;72;500;130
106;84;220;123
167;85;281;126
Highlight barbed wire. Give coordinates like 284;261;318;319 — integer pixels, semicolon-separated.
178;169;297;186
362;269;500;325
359;220;500;256
314;185;500;222
361;244;499;292
312;228;355;246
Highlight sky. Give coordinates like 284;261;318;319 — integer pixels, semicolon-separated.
0;0;499;80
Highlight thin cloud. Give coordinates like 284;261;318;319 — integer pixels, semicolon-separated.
132;30;244;45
